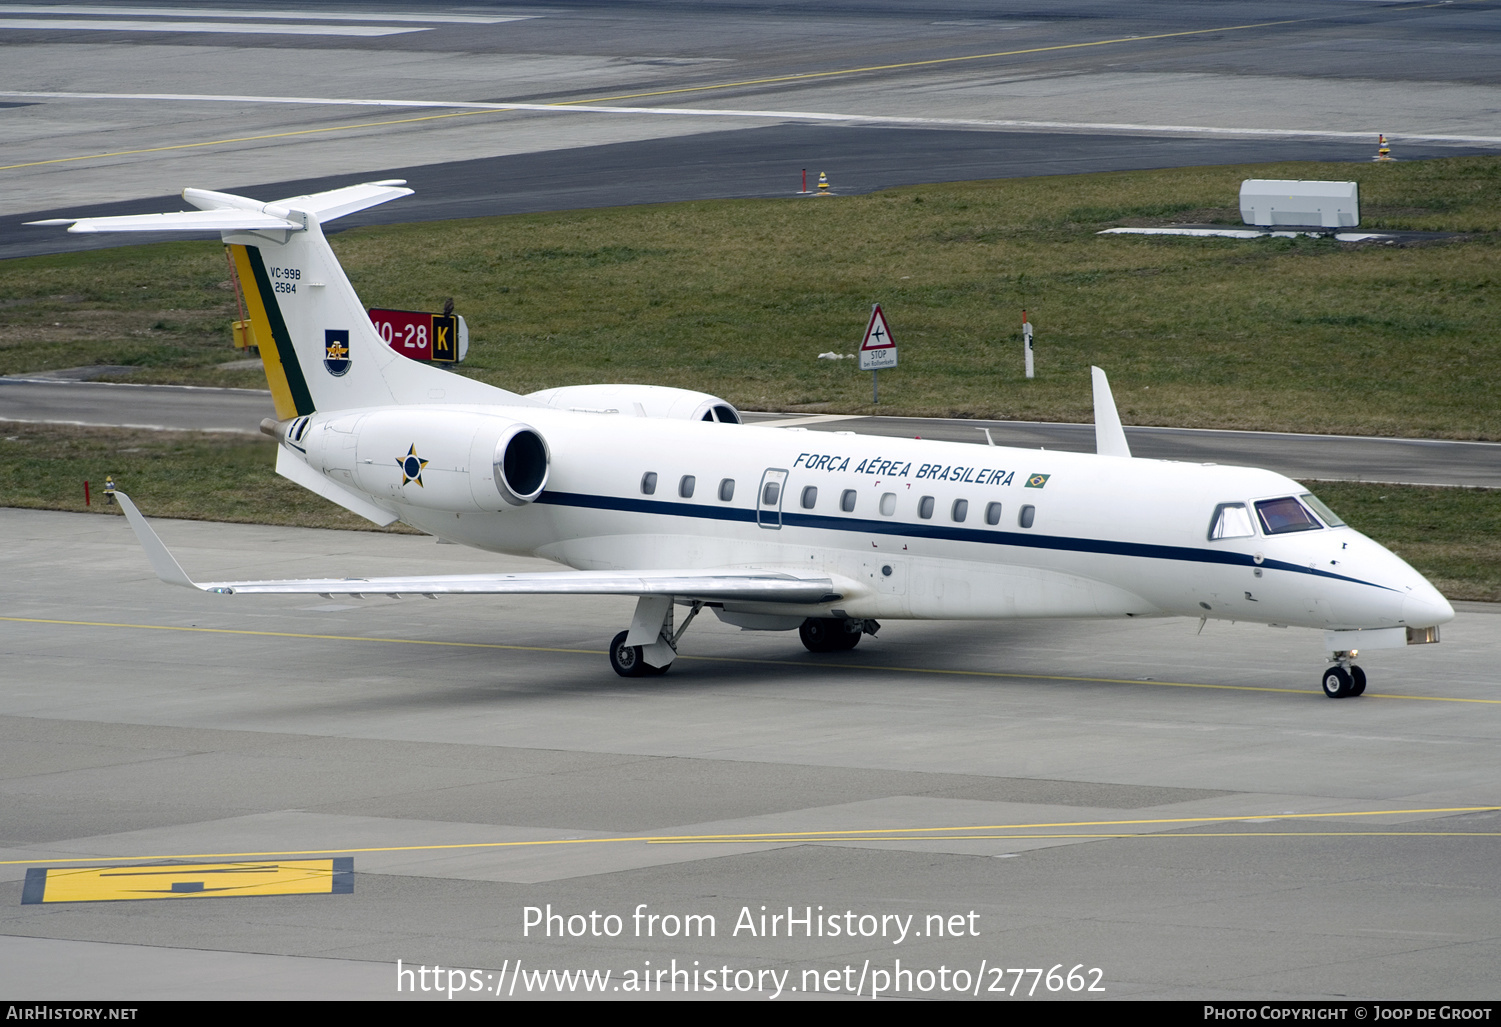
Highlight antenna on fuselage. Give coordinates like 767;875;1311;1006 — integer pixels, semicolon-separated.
1091;366;1131;458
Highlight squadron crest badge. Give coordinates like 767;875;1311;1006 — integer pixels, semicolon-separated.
323;329;351;376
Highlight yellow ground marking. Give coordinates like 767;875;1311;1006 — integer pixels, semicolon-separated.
561;1;1473;106
24;859;348;903
5;808;1494;867
652;832;1501;844
2;0;1471;172
4;615;1498;704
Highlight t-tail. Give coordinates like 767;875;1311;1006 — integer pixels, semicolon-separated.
30;182;532;416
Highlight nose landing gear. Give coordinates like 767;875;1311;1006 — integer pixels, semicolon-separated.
1321;650;1367;698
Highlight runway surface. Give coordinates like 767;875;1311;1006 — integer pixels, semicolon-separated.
1;508;1498;999
4;0;1501;258
3;377;1498;489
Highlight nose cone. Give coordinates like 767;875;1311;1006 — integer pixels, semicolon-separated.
1403;578;1455;627
1349;531;1454;628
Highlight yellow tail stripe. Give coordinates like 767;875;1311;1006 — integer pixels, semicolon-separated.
229;243;298;420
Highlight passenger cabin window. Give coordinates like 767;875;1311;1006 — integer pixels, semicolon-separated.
985;502;1002;526
879;492;896;516
801;486;818;509
1208;502;1255;540
1256;496;1321;535
718;478;735;502
840;489;857;513
762;481;780;505
918;496;935;520
679;475;696;499
952;499;968;523
1018;504;1036;529
641;472;658;496
1300;493;1346;527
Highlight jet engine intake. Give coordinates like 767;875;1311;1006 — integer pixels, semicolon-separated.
493;423;549;505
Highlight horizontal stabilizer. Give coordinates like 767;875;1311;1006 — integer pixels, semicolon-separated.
268;181;413;221
29;209;303;234
114;491;838;603
30;180;412;234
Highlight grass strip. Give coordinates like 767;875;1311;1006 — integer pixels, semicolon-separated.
3;157;1500;438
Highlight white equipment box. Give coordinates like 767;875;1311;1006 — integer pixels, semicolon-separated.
1240;180;1359;228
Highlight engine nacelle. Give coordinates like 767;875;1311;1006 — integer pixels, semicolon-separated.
301;407;549;511
526;383;740;423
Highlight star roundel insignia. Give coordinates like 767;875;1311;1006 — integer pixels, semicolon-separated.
397;444;428;487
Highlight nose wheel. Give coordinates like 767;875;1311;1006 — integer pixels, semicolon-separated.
1321;655;1367;698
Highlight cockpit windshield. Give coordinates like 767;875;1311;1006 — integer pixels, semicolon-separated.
1299;492;1346;527
1255;496;1323;535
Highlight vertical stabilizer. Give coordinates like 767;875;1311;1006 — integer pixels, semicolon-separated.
225;213;534;415
1091;366;1131;458
33;183;538;416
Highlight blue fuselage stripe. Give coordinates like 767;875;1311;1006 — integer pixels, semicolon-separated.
534;490;1394;592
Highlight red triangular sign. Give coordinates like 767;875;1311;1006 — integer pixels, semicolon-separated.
861;304;895;350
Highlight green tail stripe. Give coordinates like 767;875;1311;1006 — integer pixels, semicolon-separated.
246;246;315;417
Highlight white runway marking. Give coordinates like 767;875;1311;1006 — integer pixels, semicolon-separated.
0;19;429;36
0;4;535;23
4;89;1499;147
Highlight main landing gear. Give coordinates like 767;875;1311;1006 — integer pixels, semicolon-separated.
1321;650;1367;699
798;617;878;653
609;598;703;678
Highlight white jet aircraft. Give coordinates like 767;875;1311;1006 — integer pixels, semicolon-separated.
35;182;1454;696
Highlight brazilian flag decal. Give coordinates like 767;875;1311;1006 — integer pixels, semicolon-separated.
1025;473;1050;489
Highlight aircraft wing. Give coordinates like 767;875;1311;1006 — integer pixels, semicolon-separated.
115;492;839;603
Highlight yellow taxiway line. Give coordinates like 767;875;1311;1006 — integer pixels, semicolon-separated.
651;832;1501;844
4;615;1498;704
4;808;1495;867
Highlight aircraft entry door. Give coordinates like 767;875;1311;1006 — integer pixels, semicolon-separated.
757;468;788;529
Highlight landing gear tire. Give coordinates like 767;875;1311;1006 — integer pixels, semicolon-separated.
800;617;859;653
610;630;647;678
1349;666;1367;696
1322;666;1353;698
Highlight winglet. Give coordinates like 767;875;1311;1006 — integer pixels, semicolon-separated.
1090;366;1131;458
114;492;204;591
